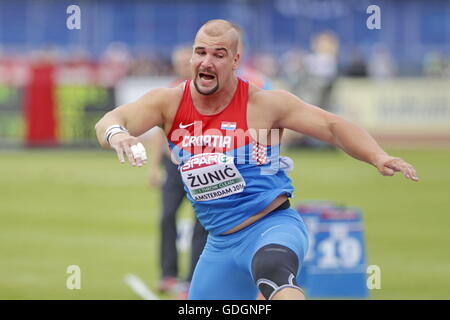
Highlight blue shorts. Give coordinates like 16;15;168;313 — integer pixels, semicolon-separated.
188;208;309;300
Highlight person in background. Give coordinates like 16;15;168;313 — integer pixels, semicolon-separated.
282;32;340;149
147;46;208;299
368;44;397;79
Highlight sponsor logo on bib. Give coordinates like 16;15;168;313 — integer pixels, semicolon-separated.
180;153;246;201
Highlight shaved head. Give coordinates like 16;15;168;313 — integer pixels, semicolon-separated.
195;19;242;55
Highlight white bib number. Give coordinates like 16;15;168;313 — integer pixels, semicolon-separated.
180;153;246;202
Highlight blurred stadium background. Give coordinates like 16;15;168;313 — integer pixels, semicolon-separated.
0;0;449;299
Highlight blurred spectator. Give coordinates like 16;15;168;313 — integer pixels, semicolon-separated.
103;42;132;68
128;53;172;77
238;64;273;89
0;54;29;87
279;48;307;95
236;32;273;89
305;32;339;80
171;46;192;80
278;48;309;148
238;49;273;90
56;46;95;85
253;53;279;79
423;51;447;77
129;54;157;76
303;31;339;108
283;31;339;149
98;42;132;86
345;48;368;77
368;45;397;79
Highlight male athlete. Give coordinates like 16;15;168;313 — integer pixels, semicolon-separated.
95;20;418;300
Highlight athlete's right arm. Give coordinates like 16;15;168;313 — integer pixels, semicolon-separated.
95;88;169;165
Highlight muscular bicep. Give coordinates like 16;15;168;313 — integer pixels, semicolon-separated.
273;90;338;144
107;88;166;137
95;88;172;149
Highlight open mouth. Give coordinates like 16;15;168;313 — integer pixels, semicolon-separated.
199;72;216;81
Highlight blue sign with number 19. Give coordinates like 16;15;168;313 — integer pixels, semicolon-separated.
297;203;368;298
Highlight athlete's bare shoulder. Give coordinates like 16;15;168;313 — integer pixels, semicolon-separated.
171;81;186;96
137;82;184;121
247;83;289;105
247;82;263;96
163;82;185;130
247;83;291;114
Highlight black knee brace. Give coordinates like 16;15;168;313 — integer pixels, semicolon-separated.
251;244;303;300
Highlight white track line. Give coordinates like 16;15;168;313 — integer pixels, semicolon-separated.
124;274;160;300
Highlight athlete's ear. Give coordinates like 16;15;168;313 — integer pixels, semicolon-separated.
232;52;241;71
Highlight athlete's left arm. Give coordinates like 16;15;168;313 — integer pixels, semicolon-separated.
268;90;419;182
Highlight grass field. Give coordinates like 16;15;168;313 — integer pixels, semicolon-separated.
1;148;449;299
